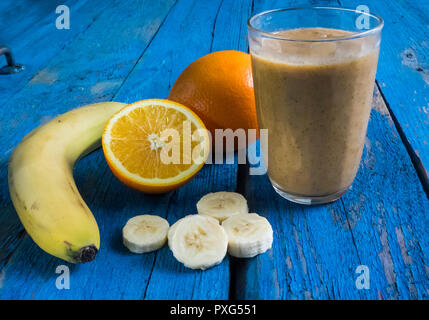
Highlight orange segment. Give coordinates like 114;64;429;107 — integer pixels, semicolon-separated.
102;99;210;193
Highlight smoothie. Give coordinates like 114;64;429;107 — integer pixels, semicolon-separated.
251;28;380;199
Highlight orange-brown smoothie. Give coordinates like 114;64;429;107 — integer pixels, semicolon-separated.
251;28;379;198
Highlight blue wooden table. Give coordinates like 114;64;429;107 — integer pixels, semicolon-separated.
0;0;428;300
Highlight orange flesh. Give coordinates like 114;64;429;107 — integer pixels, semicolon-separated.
108;104;203;180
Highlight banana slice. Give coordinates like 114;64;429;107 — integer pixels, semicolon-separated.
222;213;273;258
169;215;228;270
196;192;248;222
167;214;209;248
123;215;169;253
167;215;189;248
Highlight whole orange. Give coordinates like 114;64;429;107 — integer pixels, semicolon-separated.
168;50;258;150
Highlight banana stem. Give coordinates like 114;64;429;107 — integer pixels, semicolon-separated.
76;245;98;263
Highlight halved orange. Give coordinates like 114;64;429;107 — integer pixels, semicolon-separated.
102;99;210;193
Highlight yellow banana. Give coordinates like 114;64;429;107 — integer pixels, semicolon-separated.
8;102;126;263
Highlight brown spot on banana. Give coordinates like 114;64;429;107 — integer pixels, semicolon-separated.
30;202;39;210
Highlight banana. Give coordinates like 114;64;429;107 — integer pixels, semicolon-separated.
8;102;126;263
168;215;228;270
221;213;273;258
167;216;183;249
196;191;248;222
123;215;169;253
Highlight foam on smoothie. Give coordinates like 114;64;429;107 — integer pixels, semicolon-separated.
250;27;378;65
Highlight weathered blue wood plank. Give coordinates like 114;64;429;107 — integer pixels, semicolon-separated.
0;0;81;45
141;0;255;299
234;0;429;300
338;0;429;191
336;88;429;300
0;0;112;105
112;0;236;300
210;0;253;53
338;0;429;300
0;0;177;299
234;180;365;299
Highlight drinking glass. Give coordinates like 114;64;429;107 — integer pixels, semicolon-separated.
247;7;383;204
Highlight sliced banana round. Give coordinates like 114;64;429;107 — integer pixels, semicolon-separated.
122;215;169;253
196;191;248;222
169;215;228;270
222;213;273;258
167;215;190;248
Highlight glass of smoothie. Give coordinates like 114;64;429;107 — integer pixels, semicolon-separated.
247;7;383;204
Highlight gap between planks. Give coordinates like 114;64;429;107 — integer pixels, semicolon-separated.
230;163;249;300
375;81;429;197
